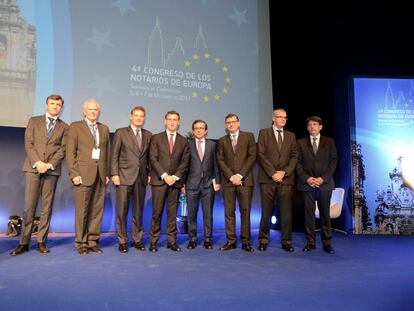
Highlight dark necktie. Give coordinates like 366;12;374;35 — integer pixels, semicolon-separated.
231;134;237;153
47;117;55;136
135;128;142;151
169;134;174;154
276;129;283;151
312;137;318;155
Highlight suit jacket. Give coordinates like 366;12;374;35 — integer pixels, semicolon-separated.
185;138;221;190
295;135;337;191
66;120;110;186
257;128;298;185
149;131;190;188
110;126;152;186
217;131;256;187
22;115;68;176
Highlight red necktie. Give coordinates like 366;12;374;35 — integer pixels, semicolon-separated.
169;134;174;154
197;139;204;161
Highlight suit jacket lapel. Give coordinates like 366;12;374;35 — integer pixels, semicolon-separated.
82;120;96;147
127;127;141;155
48;119;62;141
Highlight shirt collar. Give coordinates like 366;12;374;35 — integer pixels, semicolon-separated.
273;126;283;132
84;118;96;126
310;134;321;141
230;130;239;137
46;113;57;121
166;130;176;136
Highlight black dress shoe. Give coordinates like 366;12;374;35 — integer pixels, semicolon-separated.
282;244;294;252
37;242;50;254
118;243;128;253
132;242;145;251
302;243;316;252
89;245;103;254
258;243;267;251
242;243;254;253
219;242;236;251
149;243;158;253
323;245;335;254
203;241;213;249
10;244;29;256
167;243;182;252
78;247;89;256
187;241;197;249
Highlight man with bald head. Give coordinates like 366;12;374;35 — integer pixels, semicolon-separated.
66;99;110;255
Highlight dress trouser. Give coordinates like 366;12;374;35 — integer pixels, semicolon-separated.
20;172;58;245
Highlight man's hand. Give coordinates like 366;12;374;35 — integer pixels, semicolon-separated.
314;177;324;187
36;161;48;174
111;175;121;186
272;171;286;183
164;175;176;186
105;176;110;185
72;176;82;185
230;174;242;186
306;177;319;188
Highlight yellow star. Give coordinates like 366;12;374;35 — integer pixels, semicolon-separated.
214;94;221;101
222;66;229;72
193;53;199;60
204;52;210;59
184;60;191;67
215;57;221;64
222;87;228;94
192;92;198;98
203;96;209;102
225;77;232;84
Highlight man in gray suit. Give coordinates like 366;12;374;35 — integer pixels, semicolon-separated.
184;120;221;250
296;116;337;254
110;106;152;253
11;94;68;256
148;110;190;252
257;108;298;252
66;99;110;255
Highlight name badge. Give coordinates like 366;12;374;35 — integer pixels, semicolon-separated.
92;148;100;160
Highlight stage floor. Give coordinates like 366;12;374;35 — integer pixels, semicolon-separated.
0;230;413;311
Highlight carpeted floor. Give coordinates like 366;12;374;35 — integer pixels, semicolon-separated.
0;230;413;311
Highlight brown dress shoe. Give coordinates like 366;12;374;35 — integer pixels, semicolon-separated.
37;242;50;254
89;245;103;254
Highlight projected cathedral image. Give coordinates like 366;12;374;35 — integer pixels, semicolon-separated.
0;0;36;128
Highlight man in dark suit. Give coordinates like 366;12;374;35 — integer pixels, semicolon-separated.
296;116;337;254
66;99;110;255
11;94;68;256
185;120;221;250
110;106;151;253
149;110;190;252
257;108;298;252
217;114;256;252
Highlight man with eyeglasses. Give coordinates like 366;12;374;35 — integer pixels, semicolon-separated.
217;114;256;252
257;108;298;252
184;120;221;250
148;110;189;252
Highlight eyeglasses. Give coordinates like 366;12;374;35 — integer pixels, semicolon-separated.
225;121;238;125
273;116;288;120
193;127;206;130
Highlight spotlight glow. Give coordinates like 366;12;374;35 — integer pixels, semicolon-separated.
271;215;277;224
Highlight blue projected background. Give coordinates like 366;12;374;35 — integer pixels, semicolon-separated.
1;0;272;138
0;0;271;232
352;77;414;235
